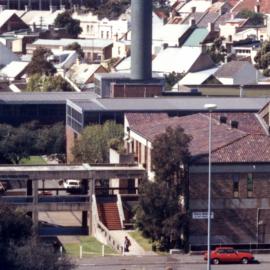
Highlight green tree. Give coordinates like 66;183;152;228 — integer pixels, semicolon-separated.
27;47;56;76
0;124;36;164
65;42;85;60
54;11;82;38
254;40;270;76
73;121;123;163
136;127;191;251
0;205;75;270
35;122;66;155
0;122;66;164
9;240;74;270
26;74;73;92
207;37;226;64
238;9;264;26
0;205;33;268
164;72;185;90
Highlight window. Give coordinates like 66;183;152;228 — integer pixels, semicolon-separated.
247;173;253;197
233;174;239;198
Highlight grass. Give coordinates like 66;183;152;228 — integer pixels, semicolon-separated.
20;156;47;165
129;230;153;252
64;236;118;257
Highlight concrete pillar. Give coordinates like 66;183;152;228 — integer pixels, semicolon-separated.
27;180;32;196
32;180;39;229
81;179;89;194
82;211;88;228
89;179;95;235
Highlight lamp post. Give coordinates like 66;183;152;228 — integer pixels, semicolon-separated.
204;103;217;270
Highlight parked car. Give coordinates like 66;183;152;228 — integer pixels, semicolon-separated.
63;179;81;189
204;247;255;265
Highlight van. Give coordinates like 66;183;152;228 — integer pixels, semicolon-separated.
63;179;80;189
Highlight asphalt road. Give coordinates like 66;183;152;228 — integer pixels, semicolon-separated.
75;256;270;270
76;262;269;270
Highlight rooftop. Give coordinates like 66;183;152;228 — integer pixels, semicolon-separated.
33;38;113;48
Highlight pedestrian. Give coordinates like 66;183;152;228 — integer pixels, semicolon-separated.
124;236;131;252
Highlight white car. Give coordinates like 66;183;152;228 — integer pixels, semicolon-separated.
63;179;80;189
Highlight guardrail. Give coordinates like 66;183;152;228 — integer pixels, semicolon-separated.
38;195;90;203
0;196;33;203
92;195;123;254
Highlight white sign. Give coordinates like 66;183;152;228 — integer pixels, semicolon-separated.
192;212;214;219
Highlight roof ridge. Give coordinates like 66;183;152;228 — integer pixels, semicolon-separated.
211;133;250;155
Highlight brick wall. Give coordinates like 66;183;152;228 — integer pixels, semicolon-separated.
111;83;162;98
189;171;270;245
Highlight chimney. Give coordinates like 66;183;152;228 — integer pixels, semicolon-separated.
255;0;260;13
60;5;66;11
219;115;227;124
131;0;152;81
207;22;215;33
189;18;196;27
24;5;29;11
191;6;196;13
230;120;239;129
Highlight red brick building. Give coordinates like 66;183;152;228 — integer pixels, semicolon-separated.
124;111;270;247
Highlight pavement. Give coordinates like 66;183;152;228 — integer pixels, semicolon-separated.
75;254;270;270
109;230;156;256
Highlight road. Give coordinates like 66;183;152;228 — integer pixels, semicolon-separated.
75;255;270;270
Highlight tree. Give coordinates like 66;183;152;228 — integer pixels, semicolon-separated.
0;205;75;270
207;37;226;64
136;127;191;251
0;122;66;164
9;240;74;270
238;9;264;26
164;72;185;90
254;40;270;76
26;74;73;92
0;205;33;268
0;124;36;164
27;47;56;76
72;121;123;163
54;11;82;38
35;122;66;155
65;42;85;60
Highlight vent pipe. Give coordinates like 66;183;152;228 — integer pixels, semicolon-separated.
131;0;152;81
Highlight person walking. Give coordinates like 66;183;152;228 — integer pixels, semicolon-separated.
124;236;131;253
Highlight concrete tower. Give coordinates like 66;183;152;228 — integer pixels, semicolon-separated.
131;0;152;81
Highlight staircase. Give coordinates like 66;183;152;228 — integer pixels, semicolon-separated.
97;196;122;230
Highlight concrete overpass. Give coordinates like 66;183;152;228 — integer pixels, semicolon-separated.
0;163;145;235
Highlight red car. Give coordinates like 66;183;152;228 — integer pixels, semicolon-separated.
204;247;254;265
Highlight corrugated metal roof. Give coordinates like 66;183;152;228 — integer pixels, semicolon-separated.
183;28;209;47
178;67;219;85
71;96;270;112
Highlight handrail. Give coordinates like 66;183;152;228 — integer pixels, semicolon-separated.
116;193;125;229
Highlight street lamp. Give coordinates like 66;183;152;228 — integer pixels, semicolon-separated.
204;103;217;270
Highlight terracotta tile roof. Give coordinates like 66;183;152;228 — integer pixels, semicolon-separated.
218;0;240;8
211;112;265;134
197;134;270;163
232;0;270;13
126;112;269;163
